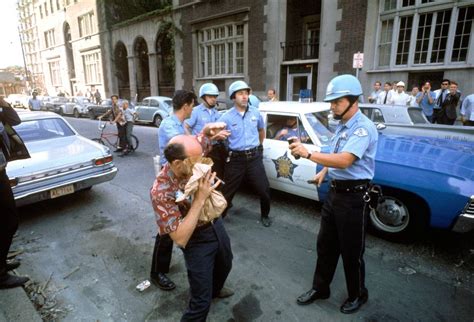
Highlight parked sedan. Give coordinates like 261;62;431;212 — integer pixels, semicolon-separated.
87;99;134;120
258;101;473;242
43;96;69;114
61;96;93;117
134;96;172;127
6;111;118;207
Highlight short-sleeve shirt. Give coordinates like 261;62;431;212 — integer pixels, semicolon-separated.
460;94;474;121
218;105;264;151
158;114;186;165
275;126;308;141
185;104;220;135
328;110;378;180
150;163;188;235
416;91;437;116
28;98;41;111
123;108;135;122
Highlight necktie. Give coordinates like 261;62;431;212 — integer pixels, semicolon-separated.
383;92;388;104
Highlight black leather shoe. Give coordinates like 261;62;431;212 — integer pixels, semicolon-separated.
296;289;330;305
151;273;176;291
6;260;20;271
114;148;123;153
0;273;29;289
261;216;272;227
340;290;368;314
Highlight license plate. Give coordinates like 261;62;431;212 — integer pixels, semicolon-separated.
50;185;75;199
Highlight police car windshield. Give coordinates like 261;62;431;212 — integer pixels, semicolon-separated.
305;112;335;145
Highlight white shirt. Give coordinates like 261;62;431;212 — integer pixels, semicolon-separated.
407;95;419;107
377;91;392;105
390;91;410;106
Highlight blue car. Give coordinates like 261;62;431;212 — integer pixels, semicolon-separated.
259;101;473;242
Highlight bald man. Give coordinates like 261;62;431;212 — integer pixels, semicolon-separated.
150;135;233;320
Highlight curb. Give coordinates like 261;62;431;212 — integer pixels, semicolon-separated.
0;286;42;322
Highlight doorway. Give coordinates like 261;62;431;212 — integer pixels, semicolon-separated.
288;73;312;101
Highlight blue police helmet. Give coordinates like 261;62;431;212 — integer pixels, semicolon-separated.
199;83;219;98
323;74;363;102
249;94;260;108
228;80;251;99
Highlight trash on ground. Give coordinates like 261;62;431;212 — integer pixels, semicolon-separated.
136;280;151;292
398;266;416;275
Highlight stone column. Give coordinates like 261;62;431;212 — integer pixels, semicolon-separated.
148;51;159;96
127;55;138;102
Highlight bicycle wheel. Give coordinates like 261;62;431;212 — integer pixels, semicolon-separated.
129;135;139;151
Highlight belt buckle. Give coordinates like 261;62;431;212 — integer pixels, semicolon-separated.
245;149;254;157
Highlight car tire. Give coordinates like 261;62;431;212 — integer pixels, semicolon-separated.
73;109;80;118
368;187;428;243
89;111;96;120
153;115;163;127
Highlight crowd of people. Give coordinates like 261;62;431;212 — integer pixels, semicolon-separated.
367;79;473;126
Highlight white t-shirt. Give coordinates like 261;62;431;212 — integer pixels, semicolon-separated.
390;92;410;106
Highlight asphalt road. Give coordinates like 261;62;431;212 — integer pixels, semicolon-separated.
12;116;474;321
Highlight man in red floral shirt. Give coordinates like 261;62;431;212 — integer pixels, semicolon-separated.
150;135;233;320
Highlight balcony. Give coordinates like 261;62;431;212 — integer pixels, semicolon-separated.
281;40;318;61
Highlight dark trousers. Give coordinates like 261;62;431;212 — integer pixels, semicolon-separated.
312;188;368;300
151;233;173;275
0;170;18;273
208;144;226;182
181;219;233;321
124;122;134;149
116;123;125;149
438;113;456;125
464;120;474;126
222;151;270;218
431;109;441;123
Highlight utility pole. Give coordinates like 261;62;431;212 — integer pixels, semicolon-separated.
17;25;33;94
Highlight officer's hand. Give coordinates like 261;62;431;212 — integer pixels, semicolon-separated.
288;137;307;159
207;122;227;135
211;129;231;141
195;171;220;202
280;129;288;136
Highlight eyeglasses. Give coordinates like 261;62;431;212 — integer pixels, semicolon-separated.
441;83;449;85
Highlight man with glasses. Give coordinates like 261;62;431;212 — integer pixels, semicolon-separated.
433;79;450;124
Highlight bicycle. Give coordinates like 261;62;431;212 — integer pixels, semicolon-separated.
92;119;139;152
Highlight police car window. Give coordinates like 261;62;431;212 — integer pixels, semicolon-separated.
306;112;335;145
407;108;429;124
372;109;385;123
360;108;372;119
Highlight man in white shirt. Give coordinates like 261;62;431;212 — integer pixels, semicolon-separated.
368;81;382;104
377;82;392;105
389;81;410;106
407;86;419;107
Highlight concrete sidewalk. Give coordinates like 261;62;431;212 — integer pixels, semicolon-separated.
0;284;41;322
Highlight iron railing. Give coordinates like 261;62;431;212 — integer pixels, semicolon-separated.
281;40;318;61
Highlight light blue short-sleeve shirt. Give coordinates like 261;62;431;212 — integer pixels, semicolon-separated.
158;114;186;165
184;104;220;135
416;91;437;117
218;105;264;151
328;110;378;180
460;94;474;121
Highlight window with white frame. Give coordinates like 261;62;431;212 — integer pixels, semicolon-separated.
197;23;245;77
82;51;102;84
378;1;474;67
48;60;60;86
44;29;55;48
78;11;95;37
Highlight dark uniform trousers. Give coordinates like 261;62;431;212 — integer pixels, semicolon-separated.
313;187;368;300
208;143;227;182
151;233;173;275
222;150;271;218
0;170;19;273
181;218;233;322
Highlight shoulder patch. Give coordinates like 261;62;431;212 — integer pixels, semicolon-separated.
353;127;368;137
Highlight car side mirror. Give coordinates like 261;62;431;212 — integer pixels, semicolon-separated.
376;123;386;131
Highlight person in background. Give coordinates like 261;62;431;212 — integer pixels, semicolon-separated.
274;117;309;142
99;95;125;152
433;79;450;124
0;97;30;289
416;81;436;122
389;81;410;106
377;82;392;105
407;86;419;107
28;92;41;111
367;81;382;104
438;81;461;125
113;100;135;155
267;88;279;102
460;93;474;126
94;89;102;104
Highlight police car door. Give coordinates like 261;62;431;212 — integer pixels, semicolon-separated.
262;112;321;201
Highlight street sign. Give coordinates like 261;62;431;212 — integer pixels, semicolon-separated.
353;52;364;69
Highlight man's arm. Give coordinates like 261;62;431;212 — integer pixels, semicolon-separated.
258;128;265;144
427;92;434;104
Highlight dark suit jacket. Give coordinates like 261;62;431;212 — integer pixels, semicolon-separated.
441;92;461;120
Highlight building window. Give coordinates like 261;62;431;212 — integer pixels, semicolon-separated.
48;60;60;86
44;1;48;16
396;16;413;65
39;4;43;19
378;3;473;68
82;51;102;84
402;0;415;7
384;0;397;11
452;6;474;62
78;11;95;37
379;19;393;66
44;29;55;48
198;23;246;77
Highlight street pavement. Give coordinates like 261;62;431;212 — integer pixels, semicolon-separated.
2;116;473;321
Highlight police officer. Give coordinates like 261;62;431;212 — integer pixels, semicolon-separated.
219;81;272;227
185;83;226;180
290;74;378;314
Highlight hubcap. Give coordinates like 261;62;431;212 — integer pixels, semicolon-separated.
369;196;409;233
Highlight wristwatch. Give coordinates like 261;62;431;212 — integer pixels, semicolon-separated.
306;152;312;159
